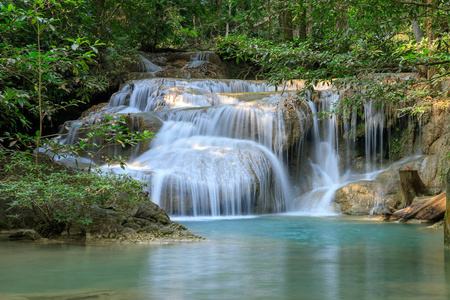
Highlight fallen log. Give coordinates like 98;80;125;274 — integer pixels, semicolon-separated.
384;192;446;223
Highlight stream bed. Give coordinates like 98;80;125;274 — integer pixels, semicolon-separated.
1;216;449;300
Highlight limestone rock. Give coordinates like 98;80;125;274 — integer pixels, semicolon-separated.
84;202;203;243
334;181;389;215
123;112;163;155
133;202;171;225
86;218;125;239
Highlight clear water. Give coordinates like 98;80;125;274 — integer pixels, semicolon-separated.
1;216;449;300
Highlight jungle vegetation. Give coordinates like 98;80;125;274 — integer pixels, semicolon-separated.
0;0;449;233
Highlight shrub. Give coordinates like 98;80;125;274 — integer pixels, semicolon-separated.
0;152;149;237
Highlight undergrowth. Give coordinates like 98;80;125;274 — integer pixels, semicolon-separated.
0;151;148;237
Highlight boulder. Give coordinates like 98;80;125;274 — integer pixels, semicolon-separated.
84;202;203;243
123;112;163;155
133;202;171;225
86;218;125;239
334;181;390;215
334;154;446;215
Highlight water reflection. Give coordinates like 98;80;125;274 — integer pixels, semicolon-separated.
1;217;449;300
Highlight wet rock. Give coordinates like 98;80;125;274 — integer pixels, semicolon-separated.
123;222;140;230
122;227;138;239
133;202;171;225
334;154;447;215
277;97;313;151
84;202;203;243
80;102;109;118
334;181;389;215
421;102;450;156
86;218;125;239
123;112;163;155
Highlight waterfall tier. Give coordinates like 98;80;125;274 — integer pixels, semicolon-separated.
55;72;408;217
58;78;315;216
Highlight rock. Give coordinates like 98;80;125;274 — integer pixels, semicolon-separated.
80;102;109;118
61;223;85;238
334;181;389;215
277;97;313;151
84;202;203;243
334;153;448;215
122;227;138;239
123;222;140;230
86;218;125;239
421;101;450;156
133;202;171;225
172;60;188;68
123;112;163;155
9;229;41;241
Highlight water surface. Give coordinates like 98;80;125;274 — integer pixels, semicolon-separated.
1;216;449;300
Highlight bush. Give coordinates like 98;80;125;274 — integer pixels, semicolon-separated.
0;152;149;237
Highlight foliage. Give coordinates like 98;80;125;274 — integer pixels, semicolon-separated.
0;151;149;236
48;114;155;170
214;0;450;116
0;1;106;138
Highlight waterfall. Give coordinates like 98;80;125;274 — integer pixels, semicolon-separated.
56;78;313;217
293;92;342;214
364;101;384;172
184;52;212;69
138;55;164;74
56;70;397;217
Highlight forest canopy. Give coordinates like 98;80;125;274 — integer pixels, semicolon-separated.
1;0;449;138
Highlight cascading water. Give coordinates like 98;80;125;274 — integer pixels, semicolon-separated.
59;78;315;216
138;55;164;74
293;92;343;214
364;101;385;172
55;56;397;217
184;52;212;69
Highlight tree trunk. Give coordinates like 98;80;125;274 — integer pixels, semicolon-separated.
225;0;231;37
336;0;348;34
93;0;106;39
444;169;450;247
298;2;308;41
411;20;425;42
399;170;429;207
267;0;271;39
279;0;293;41
424;0;437;80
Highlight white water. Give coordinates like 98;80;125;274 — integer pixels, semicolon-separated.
86;78;308;216
364;101;385;172
138;55;164;74
57;75;393;217
184;52;212;69
294;92;342;214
